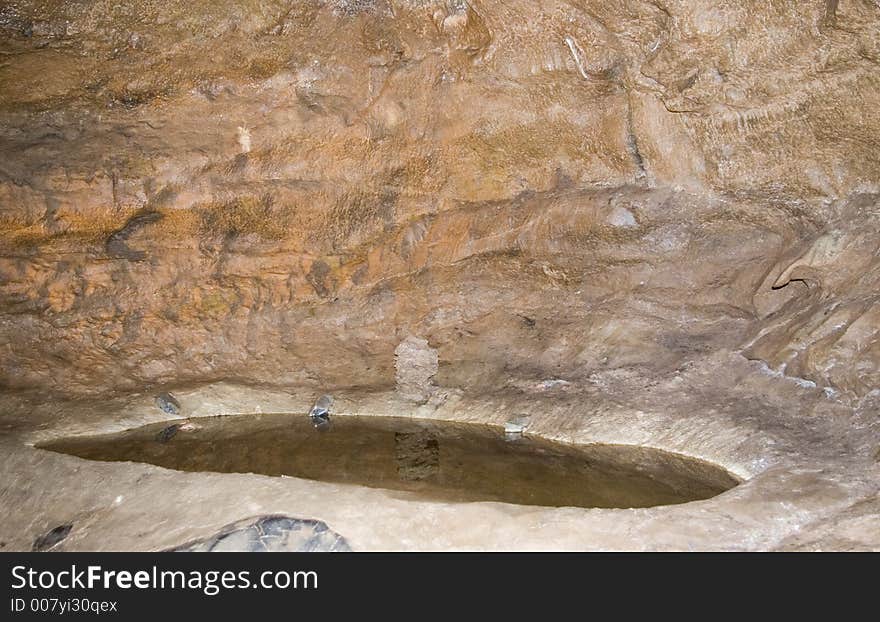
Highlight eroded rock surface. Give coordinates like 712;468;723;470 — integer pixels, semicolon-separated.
0;0;876;400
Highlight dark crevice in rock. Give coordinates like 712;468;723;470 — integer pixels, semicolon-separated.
105;210;163;261
32;523;73;552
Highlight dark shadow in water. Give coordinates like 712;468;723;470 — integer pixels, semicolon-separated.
38;415;740;509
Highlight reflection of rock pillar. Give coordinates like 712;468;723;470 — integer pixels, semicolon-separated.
394;336;439;403
394;432;440;481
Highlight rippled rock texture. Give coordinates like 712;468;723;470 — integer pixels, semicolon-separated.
0;0;878;403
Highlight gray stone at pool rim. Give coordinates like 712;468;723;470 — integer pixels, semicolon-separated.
155;392;180;416
309;394;333;429
504;415;531;436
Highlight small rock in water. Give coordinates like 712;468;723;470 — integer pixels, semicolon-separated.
32;524;73;552
155;392;180;416
155;424;181;443
309;394;333;429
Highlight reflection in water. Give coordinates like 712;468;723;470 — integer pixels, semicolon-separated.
38;414;740;509
394;432;440;481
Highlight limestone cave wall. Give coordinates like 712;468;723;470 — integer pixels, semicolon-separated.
1;0;878;401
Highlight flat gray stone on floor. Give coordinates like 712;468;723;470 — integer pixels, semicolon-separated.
166;515;352;552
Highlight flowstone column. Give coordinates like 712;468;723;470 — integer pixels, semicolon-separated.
394;336;439;404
